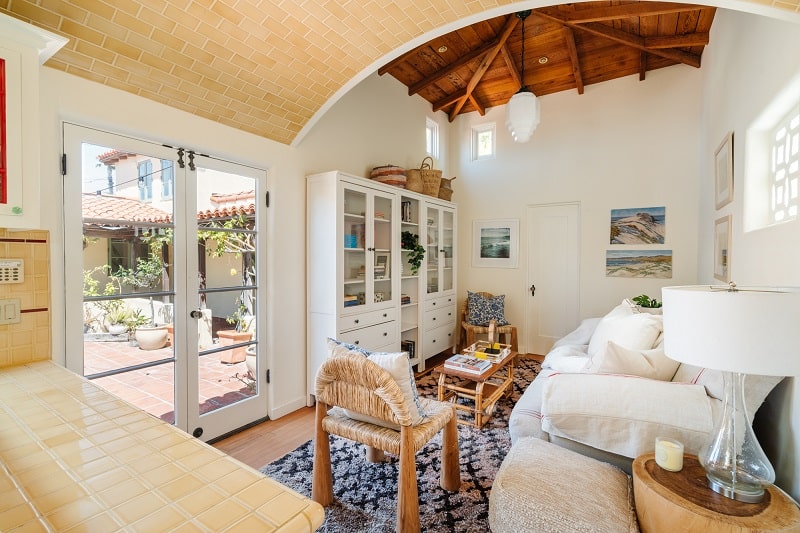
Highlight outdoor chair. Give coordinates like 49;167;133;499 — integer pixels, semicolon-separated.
312;352;461;533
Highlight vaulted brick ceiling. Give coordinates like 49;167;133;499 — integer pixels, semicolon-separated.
1;0;797;146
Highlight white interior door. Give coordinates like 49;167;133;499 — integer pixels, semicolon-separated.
525;203;580;355
63;123;267;441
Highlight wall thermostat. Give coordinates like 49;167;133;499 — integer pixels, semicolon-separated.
0;259;24;284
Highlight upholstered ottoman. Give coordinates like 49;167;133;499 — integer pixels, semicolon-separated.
489;437;639;532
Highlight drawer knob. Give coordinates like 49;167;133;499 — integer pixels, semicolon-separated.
432;317;436;321
432;302;436;306
383;313;387;317
354;340;360;345
354;319;359;324
383;332;387;336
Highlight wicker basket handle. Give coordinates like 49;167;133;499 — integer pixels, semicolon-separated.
420;156;434;170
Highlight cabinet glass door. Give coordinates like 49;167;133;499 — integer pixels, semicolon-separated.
426;206;440;294
372;191;394;306
342;187;368;311
442;208;454;292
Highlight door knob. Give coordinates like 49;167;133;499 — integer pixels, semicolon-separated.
190;309;203;319
530;284;536;297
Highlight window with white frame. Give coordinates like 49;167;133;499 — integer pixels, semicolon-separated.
471;123;495;161
769;108;799;223
426;117;439;159
138;159;153;202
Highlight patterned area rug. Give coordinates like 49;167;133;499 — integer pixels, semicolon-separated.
261;357;541;532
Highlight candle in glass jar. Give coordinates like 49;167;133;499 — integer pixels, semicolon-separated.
655;437;684;472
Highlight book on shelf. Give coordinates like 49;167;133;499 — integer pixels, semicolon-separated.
444;354;492;374
401;340;415;360
463;341;512;362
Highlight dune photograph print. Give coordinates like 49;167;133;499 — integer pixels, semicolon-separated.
473;219;519;268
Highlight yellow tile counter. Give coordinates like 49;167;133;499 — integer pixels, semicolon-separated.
0;361;324;532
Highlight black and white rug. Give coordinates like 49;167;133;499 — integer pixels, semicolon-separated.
261;358;541;532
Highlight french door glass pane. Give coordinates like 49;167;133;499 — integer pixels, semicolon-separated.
80;142;177;423
196;167;259;414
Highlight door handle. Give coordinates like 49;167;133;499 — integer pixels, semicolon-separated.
530;284;536;297
190;309;203;319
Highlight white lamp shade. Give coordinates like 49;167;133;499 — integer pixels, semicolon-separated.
505;90;540;143
662;285;800;376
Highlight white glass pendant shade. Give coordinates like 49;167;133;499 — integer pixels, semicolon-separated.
505;89;540;143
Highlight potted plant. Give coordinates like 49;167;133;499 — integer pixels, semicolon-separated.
631;294;663;314
105;302;131;335
132;300;169;350
217;298;253;363
401;230;425;275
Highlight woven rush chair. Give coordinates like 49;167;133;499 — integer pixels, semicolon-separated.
460;291;518;351
312;353;461;533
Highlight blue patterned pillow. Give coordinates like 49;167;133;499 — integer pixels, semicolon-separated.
467;291;509;326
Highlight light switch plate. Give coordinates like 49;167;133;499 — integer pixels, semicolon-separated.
0;298;21;324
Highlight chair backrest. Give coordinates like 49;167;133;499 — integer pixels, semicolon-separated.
461;291;494;324
315;353;415;427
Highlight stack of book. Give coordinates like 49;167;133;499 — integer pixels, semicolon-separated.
401;294;411;305
444;354;492;374
343;294;359;307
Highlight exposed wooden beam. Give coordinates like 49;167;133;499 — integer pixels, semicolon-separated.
378;45;424;76
433;89;467;113
450;14;519;119
407;40;499;96
553;2;707;23
468;94;486;116
645;33;709;49
562;27;584;95
499;44;522;90
533;9;702;68
639;51;647;81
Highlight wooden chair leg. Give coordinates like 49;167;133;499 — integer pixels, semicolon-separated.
397;426;421;533
311;401;333;506
509;327;518;352
440;412;461;491
365;446;386;463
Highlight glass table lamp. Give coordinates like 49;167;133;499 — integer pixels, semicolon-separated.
662;284;800;503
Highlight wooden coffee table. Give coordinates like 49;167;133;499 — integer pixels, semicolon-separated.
436;351;518;428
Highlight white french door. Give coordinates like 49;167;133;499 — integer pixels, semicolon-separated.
63;123;267;441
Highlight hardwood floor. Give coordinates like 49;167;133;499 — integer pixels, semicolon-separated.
213;353;544;469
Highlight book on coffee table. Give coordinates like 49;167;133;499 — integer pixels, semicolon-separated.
444;354;493;374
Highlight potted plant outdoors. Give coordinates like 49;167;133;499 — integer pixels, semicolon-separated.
217;298;253;364
105;302;132;335
631;294;663;315
132;300;169;350
401;231;425;275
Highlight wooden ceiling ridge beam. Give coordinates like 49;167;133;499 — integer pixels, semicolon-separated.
448;14;520;121
433;89;467;112
407;39;499;97
551;2;709;23
532;9;702;68
562;27;584;95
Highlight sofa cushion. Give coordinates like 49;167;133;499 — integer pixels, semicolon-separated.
583;340;679;381
466;291;509;326
327;338;425;428
588;312;662;357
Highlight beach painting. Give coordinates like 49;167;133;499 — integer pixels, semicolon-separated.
610;206;665;244
472;219;519;268
606;249;673;278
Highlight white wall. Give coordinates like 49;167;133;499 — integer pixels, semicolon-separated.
698;9;800;499
452;66;702;342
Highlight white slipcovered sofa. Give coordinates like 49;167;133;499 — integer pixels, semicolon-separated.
509;300;783;473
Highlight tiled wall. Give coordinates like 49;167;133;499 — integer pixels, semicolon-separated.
0;228;50;367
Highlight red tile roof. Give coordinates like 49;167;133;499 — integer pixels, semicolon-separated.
82;193;172;223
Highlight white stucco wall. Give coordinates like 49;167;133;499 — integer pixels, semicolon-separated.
698;9;800;500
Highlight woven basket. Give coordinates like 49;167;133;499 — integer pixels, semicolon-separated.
438;176;455;201
405;165;424;193
417;156;442;196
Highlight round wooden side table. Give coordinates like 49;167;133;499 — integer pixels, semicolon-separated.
632;453;800;532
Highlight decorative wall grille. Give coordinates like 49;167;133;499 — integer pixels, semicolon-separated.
770;108;800;223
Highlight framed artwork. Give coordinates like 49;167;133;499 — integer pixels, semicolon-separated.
374;252;390;279
714;215;732;282
605;250;672;278
610;206;665;244
472;219;519;268
714;131;734;209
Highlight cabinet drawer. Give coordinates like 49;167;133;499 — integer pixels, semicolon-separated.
339;307;396;332
422;323;456;358
423;294;455;312
338;321;398;350
424;306;456;330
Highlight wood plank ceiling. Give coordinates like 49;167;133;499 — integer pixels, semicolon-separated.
379;2;716;121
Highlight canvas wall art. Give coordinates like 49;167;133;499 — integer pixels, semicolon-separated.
605;250;673;278
610;206;665;244
472;219;519;268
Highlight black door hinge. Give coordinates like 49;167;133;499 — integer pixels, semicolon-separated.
265;191;270;207
61;154;67;176
266;369;270;384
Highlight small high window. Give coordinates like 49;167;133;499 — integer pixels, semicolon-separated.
426;117;439;159
471;123;495;161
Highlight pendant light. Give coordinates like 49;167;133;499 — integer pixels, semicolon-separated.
505;10;540;143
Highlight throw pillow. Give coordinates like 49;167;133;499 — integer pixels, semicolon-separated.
467;291;509;326
326;338;426;428
583;340;680;381
587;312;662;357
